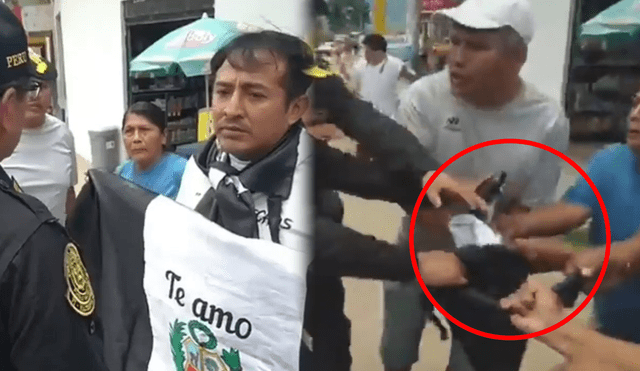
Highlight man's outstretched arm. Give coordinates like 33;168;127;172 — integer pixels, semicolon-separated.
314;215;468;286
501;280;640;371
496;202;592;240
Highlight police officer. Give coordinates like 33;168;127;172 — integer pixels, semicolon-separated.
0;4;108;370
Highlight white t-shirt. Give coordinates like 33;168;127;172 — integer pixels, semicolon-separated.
398;69;570;207
356;54;405;119
2;114;77;223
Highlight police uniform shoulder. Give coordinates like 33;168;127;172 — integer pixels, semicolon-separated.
0;180;56;224
0;183;50;260
0;182;96;317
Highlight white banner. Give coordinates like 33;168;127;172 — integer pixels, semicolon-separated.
143;196;307;371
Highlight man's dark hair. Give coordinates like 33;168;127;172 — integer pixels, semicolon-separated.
123;101;166;132
309;75;355;127
210;31;314;104
362;34;387;53
0;78;29;100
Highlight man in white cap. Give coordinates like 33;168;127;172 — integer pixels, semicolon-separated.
381;0;569;370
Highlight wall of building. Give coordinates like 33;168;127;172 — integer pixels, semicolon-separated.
20;2;66;114
59;0;127;163
51;0;65;112
520;0;574;106
21;4;53;32
57;0;312;163
215;0;311;39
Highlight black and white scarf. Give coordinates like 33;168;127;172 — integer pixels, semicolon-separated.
191;125;304;244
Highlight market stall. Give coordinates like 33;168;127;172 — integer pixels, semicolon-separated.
566;0;640;139
129;14;260;148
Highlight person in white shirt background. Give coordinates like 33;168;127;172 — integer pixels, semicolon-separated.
355;34;417;120
1;51;77;226
380;0;570;371
336;37;366;92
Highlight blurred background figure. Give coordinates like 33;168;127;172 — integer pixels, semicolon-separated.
427;41;450;73
312;0;333;44
337;37;366;92
354;33;417;120
1;51;77;226
116;101;187;199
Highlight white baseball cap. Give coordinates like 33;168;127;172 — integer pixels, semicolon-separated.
438;0;535;45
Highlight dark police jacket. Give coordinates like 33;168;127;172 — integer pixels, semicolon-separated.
0;166;107;371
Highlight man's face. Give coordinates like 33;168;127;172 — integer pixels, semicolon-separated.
447;27;521;100
211;50;308;161
0;87;28;159
627;94;640;154
122;113;166;170
364;45;375;64
24;80;51;128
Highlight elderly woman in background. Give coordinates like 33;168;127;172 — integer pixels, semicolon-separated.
116;101;187;199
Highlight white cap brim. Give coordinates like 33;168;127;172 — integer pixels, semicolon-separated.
438;6;501;30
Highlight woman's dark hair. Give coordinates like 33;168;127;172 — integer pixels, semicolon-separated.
309;75;355;128
209;31;315;104
122;101;166;132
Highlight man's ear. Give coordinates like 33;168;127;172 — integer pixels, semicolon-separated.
511;45;527;65
286;95;310;126
0;88;19;133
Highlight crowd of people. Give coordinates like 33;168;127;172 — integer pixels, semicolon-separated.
1;0;640;370
308;0;640;370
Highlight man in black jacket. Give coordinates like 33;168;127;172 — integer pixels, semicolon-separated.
305;73;485;370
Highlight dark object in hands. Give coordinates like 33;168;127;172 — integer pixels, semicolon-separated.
552;273;585;307
455;244;532;300
471;171;506;222
475;171;507;203
418;172;529;310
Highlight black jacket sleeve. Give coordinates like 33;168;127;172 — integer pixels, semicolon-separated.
315;142;426;212
339;99;439;174
0;223;108;371
315;215;416;281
